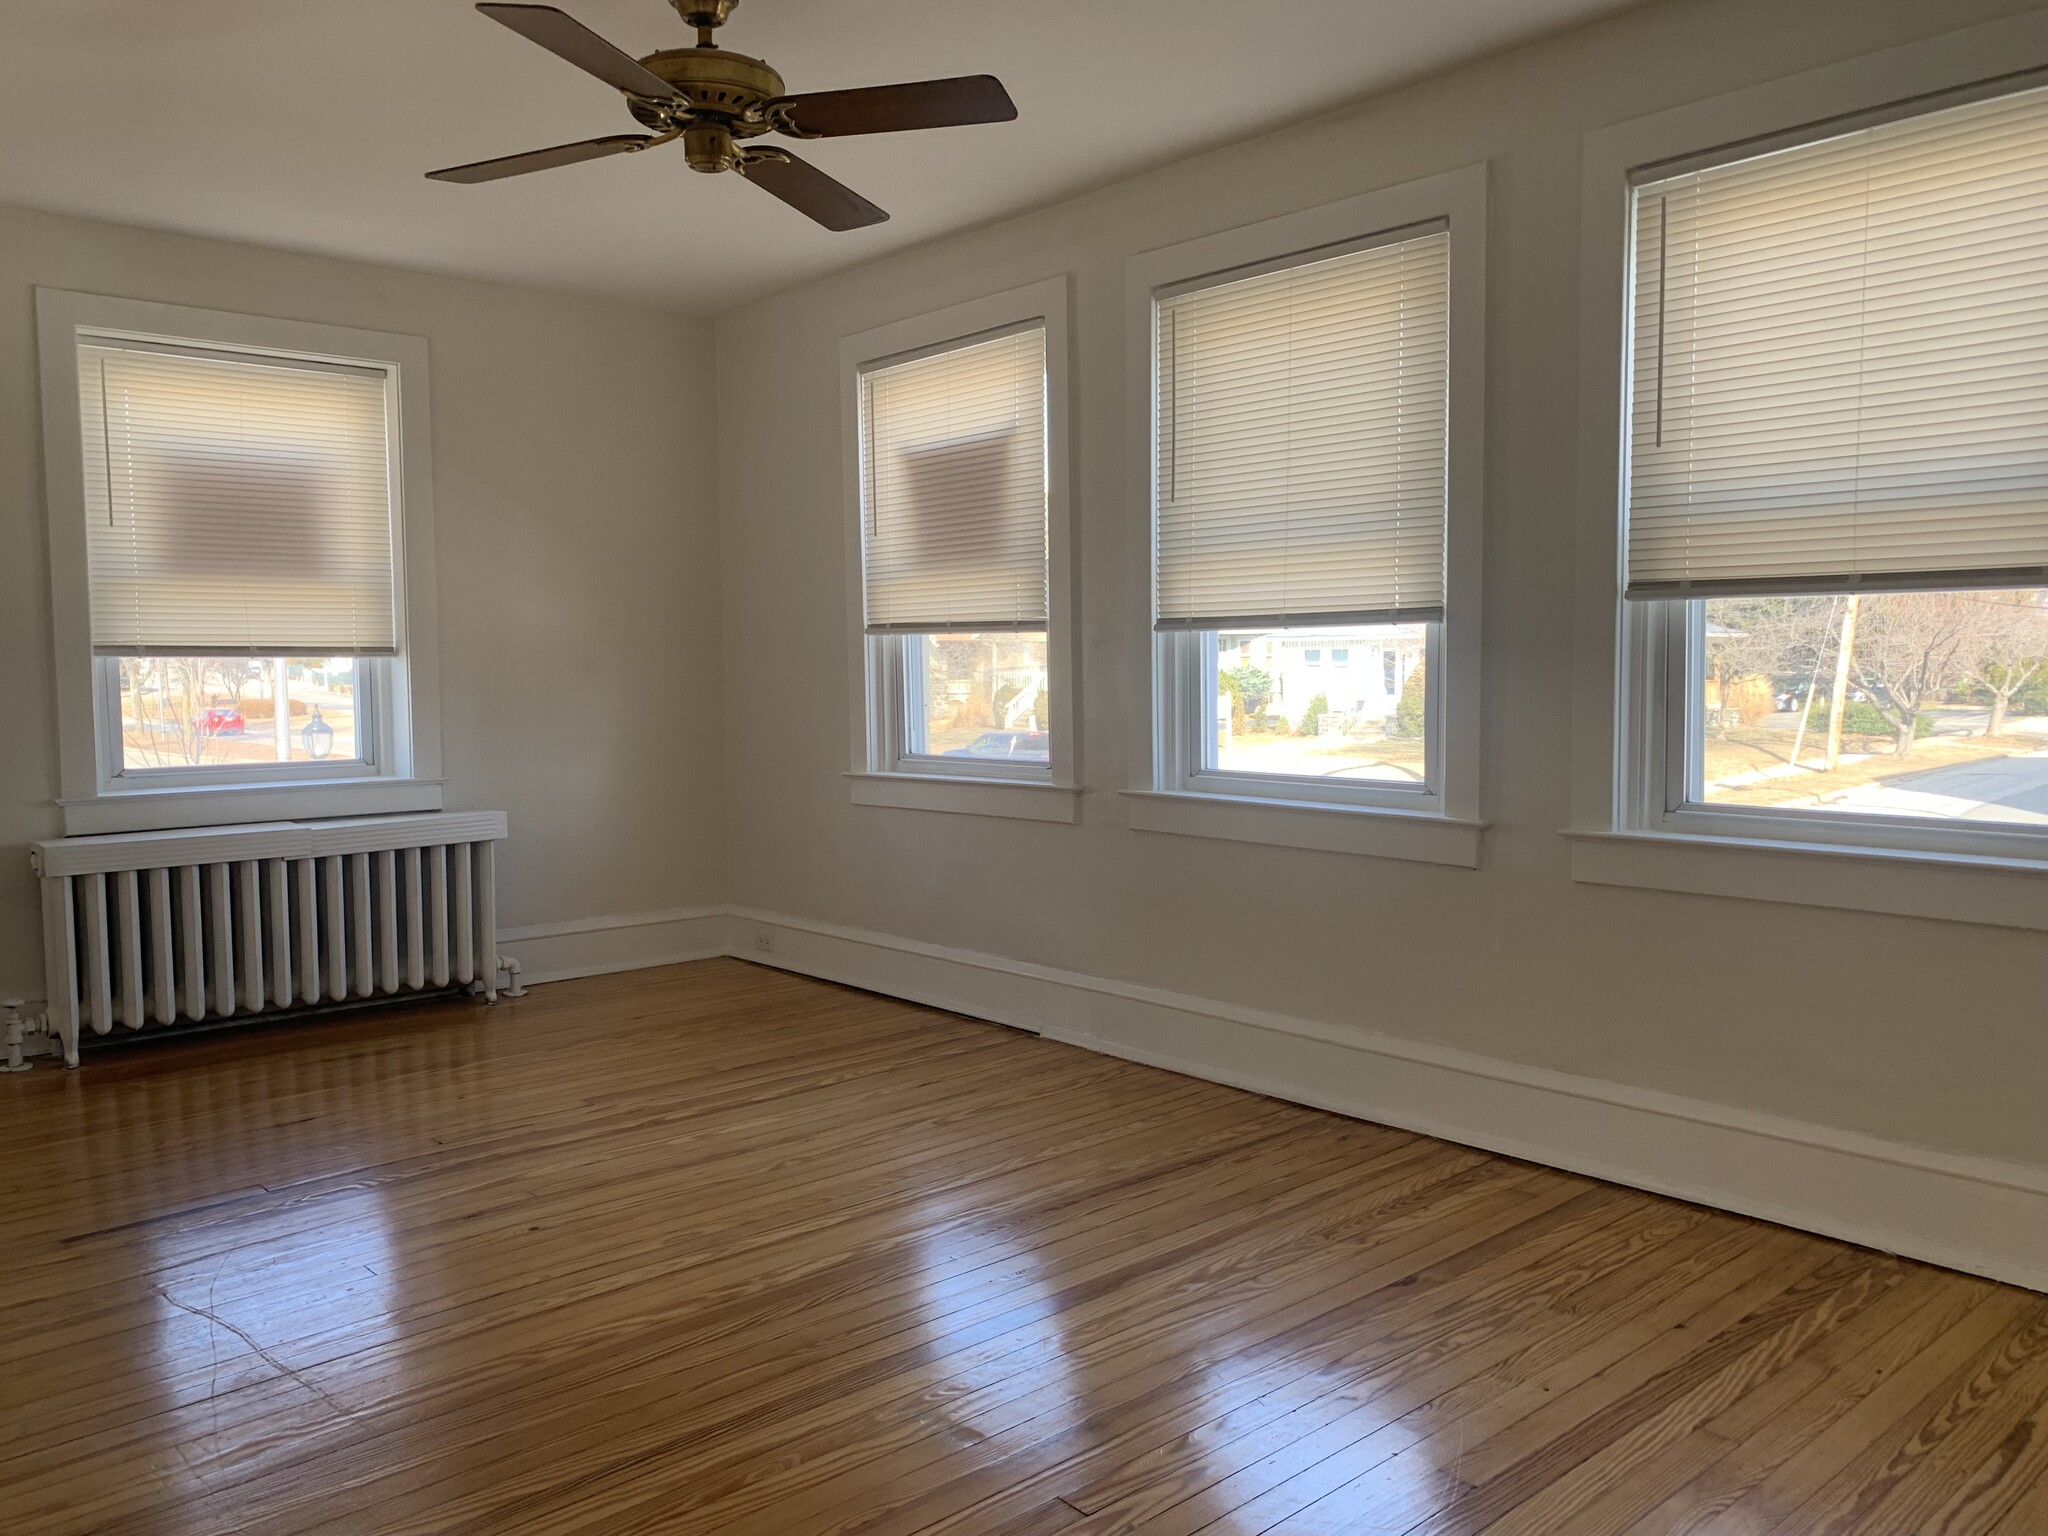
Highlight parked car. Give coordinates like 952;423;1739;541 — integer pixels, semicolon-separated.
198;706;246;736
943;730;1049;760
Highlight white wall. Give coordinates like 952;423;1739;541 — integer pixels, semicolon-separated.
714;0;2048;1171
0;204;727;996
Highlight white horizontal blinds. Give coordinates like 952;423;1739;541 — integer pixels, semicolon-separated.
860;325;1048;633
1628;85;2048;599
1154;227;1449;632
78;338;398;655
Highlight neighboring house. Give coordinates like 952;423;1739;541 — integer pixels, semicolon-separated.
1221;627;1427;730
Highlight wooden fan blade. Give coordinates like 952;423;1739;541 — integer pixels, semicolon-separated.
738;151;888;230
476;4;682;100
427;134;653;183
771;75;1016;138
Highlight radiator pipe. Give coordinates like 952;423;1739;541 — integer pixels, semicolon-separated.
498;954;527;998
1;1001;32;1073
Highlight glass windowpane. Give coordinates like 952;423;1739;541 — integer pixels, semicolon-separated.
116;656;365;773
905;633;1050;763
1208;623;1429;786
1693;591;2048;827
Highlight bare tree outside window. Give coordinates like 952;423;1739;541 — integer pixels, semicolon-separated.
118;656;247;768
1845;593;1989;758
1964;592;2048;739
1704;598;1835;739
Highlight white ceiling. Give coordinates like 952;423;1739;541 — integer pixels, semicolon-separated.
0;0;1641;314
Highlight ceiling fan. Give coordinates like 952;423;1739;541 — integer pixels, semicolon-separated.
426;0;1018;230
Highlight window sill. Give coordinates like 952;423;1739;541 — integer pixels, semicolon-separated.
1124;790;1485;867
846;772;1081;823
61;777;445;837
1566;828;2048;931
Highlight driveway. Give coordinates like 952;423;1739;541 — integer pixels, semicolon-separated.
1819;748;2048;824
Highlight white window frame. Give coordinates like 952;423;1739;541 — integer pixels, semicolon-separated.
839;277;1078;823
1123;166;1488;868
1568;11;2048;930
36;290;443;836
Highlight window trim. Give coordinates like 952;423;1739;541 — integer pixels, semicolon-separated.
839;277;1078;822
36;289;443;836
1123;164;1488;865
1569;13;2048;924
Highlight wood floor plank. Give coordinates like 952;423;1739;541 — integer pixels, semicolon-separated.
0;959;2038;1536
1988;1421;2048;1535
260;1161;1567;1534
798;1185;1619;1536
1380;1253;1911;1536
1764;1303;2048;1535
1069;1226;1809;1536
11;1047;1244;1448
1608;1271;2007;1534
1657;1286;2040;1535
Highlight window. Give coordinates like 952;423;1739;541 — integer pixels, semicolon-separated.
841;278;1075;821
38;291;441;835
1617;81;2048;863
1128;168;1486;863
1156;224;1446;803
862;325;1048;777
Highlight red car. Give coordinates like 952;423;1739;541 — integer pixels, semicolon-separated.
198;706;245;736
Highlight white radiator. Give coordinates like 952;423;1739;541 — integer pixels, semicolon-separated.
29;811;509;1068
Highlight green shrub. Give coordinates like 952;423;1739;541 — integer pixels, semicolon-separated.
1806;700;1932;740
1948;674;2048;714
1388;663;1427;738
1297;692;1330;737
1219;663;1273;717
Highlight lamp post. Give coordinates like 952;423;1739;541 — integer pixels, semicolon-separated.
301;706;335;761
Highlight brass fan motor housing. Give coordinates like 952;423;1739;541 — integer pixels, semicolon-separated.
627;46;785;131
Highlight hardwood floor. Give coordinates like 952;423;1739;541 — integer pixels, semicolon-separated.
2;959;2043;1535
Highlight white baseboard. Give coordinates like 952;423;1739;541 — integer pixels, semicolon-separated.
514;903;2048;1292
720;906;2048;1293
498;907;732;985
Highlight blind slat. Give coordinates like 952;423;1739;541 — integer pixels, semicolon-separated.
80;341;398;655
1626;84;2048;598
859;327;1047;634
1154;230;1450;631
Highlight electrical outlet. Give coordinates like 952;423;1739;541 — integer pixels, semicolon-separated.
753;931;775;954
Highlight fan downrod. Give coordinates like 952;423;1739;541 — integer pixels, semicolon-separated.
672;0;737;46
